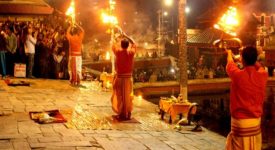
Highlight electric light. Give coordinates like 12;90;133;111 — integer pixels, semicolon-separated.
164;0;173;6
185;6;190;14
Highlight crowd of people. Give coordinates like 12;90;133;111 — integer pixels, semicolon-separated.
133;68;177;82
188;63;227;79
0;17;69;79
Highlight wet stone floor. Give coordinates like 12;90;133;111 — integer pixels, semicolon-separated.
0;79;226;150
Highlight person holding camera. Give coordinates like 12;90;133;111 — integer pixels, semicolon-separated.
111;27;136;121
225;46;268;150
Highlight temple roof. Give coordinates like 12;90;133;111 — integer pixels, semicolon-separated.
0;0;53;15
187;28;234;46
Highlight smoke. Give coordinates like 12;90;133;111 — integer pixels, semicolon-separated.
236;0;261;45
73;0;158;58
265;0;275;12
115;0;157;45
47;0;157;57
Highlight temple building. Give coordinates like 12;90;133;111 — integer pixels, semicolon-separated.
0;0;53;21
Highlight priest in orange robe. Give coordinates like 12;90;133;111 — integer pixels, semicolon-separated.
111;30;136;120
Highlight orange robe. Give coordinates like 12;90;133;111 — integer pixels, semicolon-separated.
111;47;135;120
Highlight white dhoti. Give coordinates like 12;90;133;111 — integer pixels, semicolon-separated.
68;56;82;84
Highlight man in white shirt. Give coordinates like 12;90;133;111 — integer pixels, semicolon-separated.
24;27;37;78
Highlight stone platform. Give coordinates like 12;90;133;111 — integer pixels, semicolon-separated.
0;79;226;150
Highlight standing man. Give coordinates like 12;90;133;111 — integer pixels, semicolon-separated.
111;30;136;121
24;26;37;78
66;23;84;86
226;46;268;150
0;30;7;78
5;26;17;76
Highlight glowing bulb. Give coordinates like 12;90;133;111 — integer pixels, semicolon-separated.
164;0;173;6
170;68;175;73
185;6;190;14
144;42;148;47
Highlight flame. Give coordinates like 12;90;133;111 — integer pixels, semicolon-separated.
66;0;75;23
101;0;118;25
109;0;116;10
106;51;111;60
106;81;111;89
101;11;118;25
214;6;239;36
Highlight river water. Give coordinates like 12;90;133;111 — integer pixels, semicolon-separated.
146;89;275;150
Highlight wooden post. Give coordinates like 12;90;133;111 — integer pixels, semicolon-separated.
178;0;188;100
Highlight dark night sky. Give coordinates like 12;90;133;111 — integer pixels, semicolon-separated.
47;0;274;28
47;0;212;31
46;0;275;42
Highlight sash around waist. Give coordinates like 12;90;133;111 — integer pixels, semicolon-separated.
70;51;82;56
231;117;261;137
116;74;132;78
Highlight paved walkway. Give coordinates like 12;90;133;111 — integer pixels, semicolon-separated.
0;79;226;150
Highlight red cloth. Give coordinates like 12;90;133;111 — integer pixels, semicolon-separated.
67;33;84;56
114;49;135;74
226;62;268;119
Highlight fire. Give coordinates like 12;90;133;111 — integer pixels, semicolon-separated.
106;81;111;89
109;0;116;9
106;51;111;60
101;11;118;25
101;0;118;25
66;0;76;23
214;6;239;36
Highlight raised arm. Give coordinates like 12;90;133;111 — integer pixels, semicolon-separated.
75;23;84;38
66;25;72;38
75;23;84;33
226;49;234;63
226;49;240;78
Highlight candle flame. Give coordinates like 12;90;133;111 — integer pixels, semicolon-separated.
214;6;239;36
